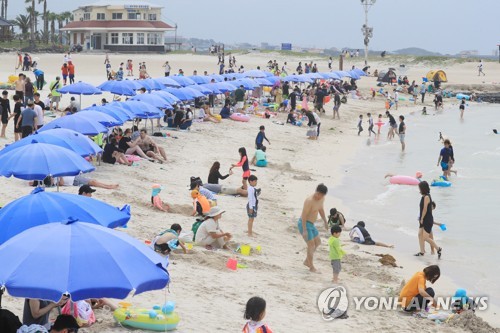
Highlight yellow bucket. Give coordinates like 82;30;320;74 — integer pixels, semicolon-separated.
186;243;193;250
240;244;251;256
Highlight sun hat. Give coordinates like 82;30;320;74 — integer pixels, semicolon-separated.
206;207;226;217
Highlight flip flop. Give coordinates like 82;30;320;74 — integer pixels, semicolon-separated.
437;247;442;259
414;252;425;257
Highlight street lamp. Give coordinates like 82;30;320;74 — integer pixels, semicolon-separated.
361;0;376;65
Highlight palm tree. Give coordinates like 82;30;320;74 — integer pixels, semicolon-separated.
24;0;35;46
57;11;71;44
14;14;30;39
38;0;47;43
46;11;56;43
1;0;4;19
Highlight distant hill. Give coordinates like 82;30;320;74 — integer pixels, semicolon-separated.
392;48;442;56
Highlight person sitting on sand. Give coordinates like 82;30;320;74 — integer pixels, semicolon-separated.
58;174;119;190
251;146;268;167
205;164;248;197
349;221;394;248
152;223;187;255
118;128;154;161
138;129;167;163
327;208;346;228
23;297;69;327
151;184;170;212
190;180;217;203
400;265;440;312
197;104;220;123
102;137;132;166
49;314;79;333
195;207;232;249
191;189;211;216
220;100;232;119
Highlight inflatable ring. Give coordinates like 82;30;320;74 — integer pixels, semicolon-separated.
114;302;180;332
230;113;250;122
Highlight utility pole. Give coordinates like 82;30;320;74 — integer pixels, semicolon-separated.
361;0;376;66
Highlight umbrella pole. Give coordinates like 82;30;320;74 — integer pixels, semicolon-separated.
0;286;4;309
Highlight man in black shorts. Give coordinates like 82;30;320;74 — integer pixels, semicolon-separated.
0;90;10;138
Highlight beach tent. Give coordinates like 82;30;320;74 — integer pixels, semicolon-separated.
426;70;448;82
377;68;397;83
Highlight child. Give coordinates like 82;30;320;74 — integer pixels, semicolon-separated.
357;114;363;136
376;113;383;134
243;297;272;333
367;113;376;136
230;147;250;190
151;184;170;212
191;190;211;216
247;175;259;237
286;110;297;125
459;97;466;119
152;223;187;255
255;125;270;149
329;225;345;283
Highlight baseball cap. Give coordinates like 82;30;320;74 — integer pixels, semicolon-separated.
79;185;96;195
51;314;79;331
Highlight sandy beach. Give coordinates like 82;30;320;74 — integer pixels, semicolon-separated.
0;51;499;332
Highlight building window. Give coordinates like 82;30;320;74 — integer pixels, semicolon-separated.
128;11;140;20
148;14;157;21
137;33;145;45
147;33;162;45
96;13;105;20
83;12;90;21
112;13;123;20
110;33;118;44
122;33;133;45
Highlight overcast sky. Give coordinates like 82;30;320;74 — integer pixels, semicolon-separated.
8;0;499;55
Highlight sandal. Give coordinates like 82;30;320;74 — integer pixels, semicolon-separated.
414;252;425;257
437;248;442;259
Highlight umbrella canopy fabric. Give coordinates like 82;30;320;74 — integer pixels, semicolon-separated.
0;130;102;158
348;70;361;80
38;114;109;135
336;71;352;78
188;75;210;84
264;76;281;84
282;75;313;83
97;80;136;96
303;73;324;80
222;73;243;79
351;68;367;76
0;220;169;301
164;87;194;101
130;94;173;109
255;78;273;86
57;82;102;95
179;87;205;98
0;187;130;245
85;105;134;123
190;84;215;95
151;90;181;105
208;74;224;82
118;101;163;119
0;142;94;180
227;79;259;90
169;76;196;87
323;72;342;80
242;70;269;78
212;82;237;93
153;77;182;88
136;78;164;91
75;110;123;127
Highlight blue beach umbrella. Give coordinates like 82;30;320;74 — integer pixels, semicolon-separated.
208;74;224;82
130;94;173;109
38;115;108;136
283;75;313;83
348;70;361;80
188;75;210;84
137;78;164;91
0;129;102;158
164;87;194;101
351;68;367;76
151;90;181;105
228;79;259;90
179;87;205;98
97;80;136;96
153;77;182;88
0;142;94;180
222;73;243;79
212;82;237;93
57;82;102;95
119;101;163;119
75;110;123;127
264;76;281;84
303;73;324;80
255;78;273;86
243;70;269;78
191;84;215;95
85;105;134;122
0;220;169;302
336;71;352;78
0;187;130;244
169;76;196;87
324;72;342;80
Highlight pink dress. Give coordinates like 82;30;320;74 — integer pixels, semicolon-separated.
301;96;309;111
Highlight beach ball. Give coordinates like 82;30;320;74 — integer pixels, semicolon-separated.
162;301;175;314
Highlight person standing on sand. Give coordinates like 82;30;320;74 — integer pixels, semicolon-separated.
386;111;396;140
415;181;442;258
367;113;376;136
298;183;329;273
459;98;466;119
357;114;363;136
478;60;485;76
398;115;406;151
163;61;171;76
420;82;426;103
333;92;341;119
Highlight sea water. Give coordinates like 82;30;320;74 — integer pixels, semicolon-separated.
332;103;500;303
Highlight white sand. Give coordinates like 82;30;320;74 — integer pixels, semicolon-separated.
0;52;498;332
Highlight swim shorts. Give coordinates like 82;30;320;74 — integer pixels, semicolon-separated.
246;204;257;218
297;219;319;241
73;174;90;186
331;259;341;274
440;161;449;171
399;134;405;143
256;160;268;167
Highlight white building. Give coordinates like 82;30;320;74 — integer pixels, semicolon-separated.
61;1;174;52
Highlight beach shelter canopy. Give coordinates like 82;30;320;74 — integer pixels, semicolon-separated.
97;80;137;96
57;82;102;95
76;110;123;127
242;70;270;78
0;220;169;302
151;90;181;105
169;76;196;87
283;75;313;83
136;78;164;91
188;75;210;84
0;187;130;245
152;77;182;88
118;101;163;119
377;69;397;83
85;105;134;123
0;142;94;180
0;129;102;158
426;70;448;82
211;82;236;93
130;93;173;109
38;114;109;135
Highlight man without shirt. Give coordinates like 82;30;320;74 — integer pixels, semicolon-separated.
298;183;329;273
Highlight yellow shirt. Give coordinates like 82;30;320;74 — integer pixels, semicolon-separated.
399;271;426;308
